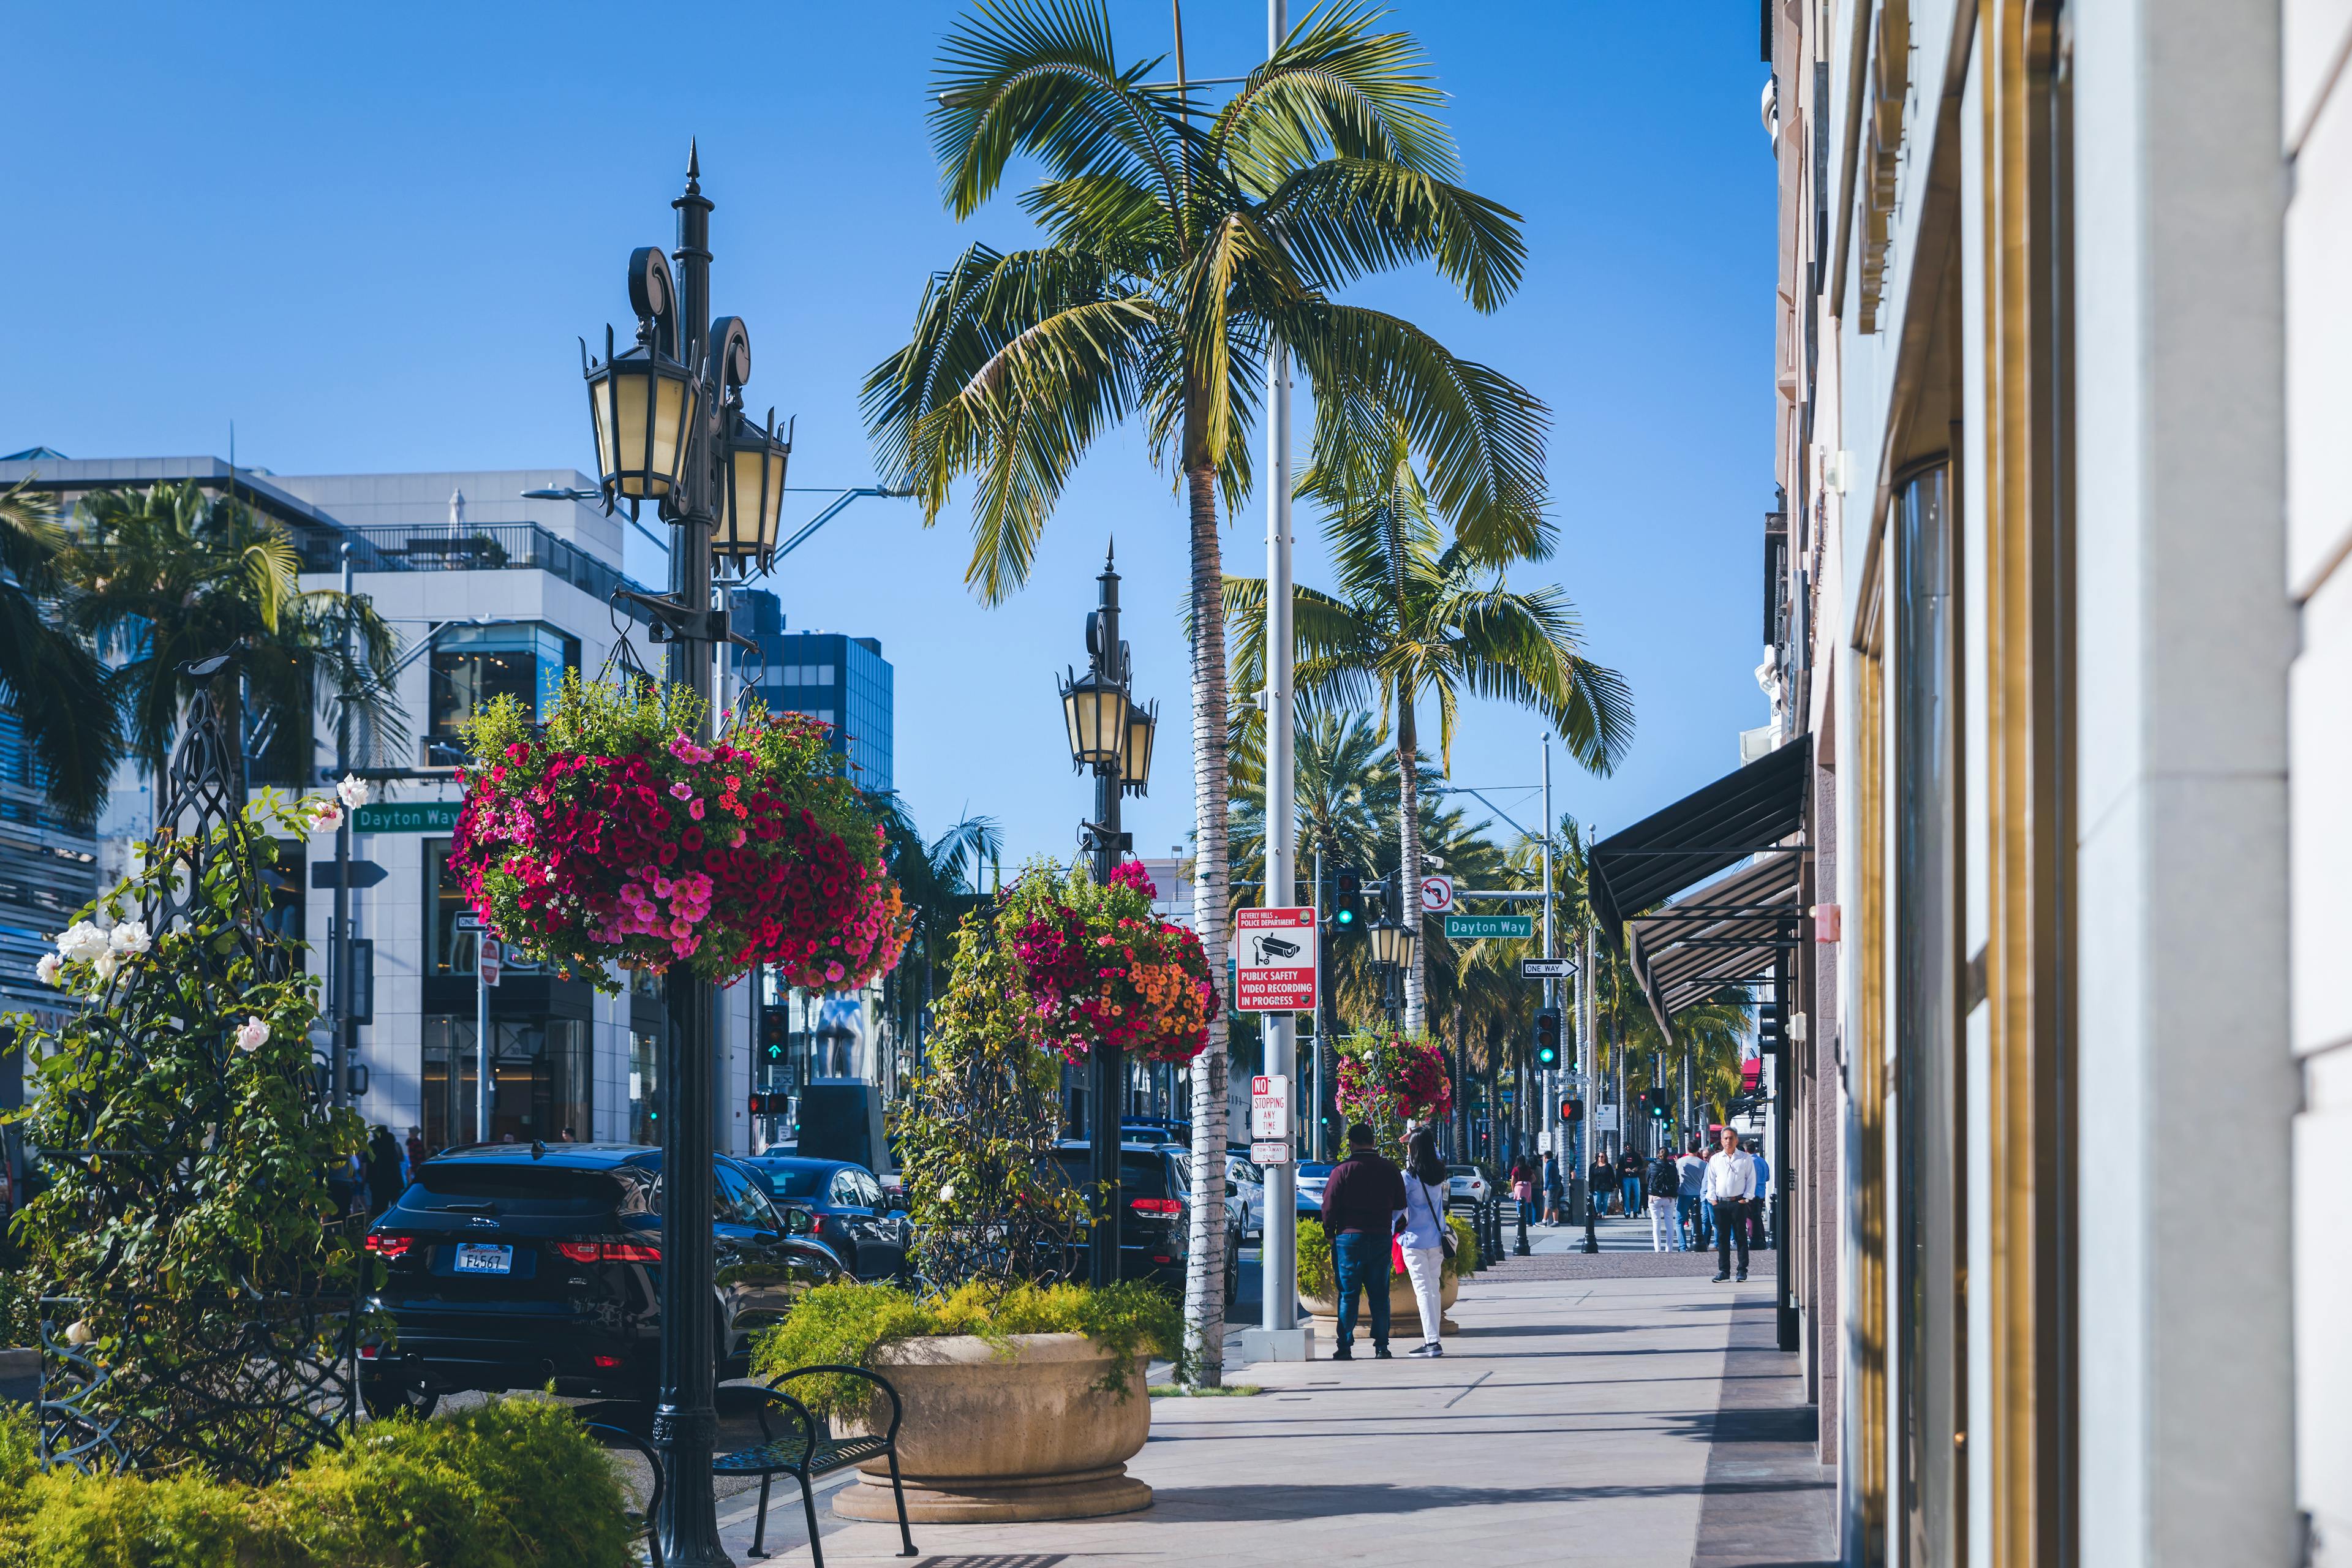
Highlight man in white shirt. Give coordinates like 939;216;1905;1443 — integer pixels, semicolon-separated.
1702;1125;1756;1283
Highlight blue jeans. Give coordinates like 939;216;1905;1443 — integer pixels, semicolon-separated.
1621;1177;1643;1216
1678;1194;1708;1248
1332;1229;1391;1350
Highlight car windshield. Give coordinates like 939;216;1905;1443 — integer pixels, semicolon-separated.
1447;1165;1478;1177
407;1161;628;1217
758;1167;827;1200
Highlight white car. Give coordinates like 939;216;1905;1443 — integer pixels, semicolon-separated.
1224;1155;1266;1237
1446;1164;1491;1207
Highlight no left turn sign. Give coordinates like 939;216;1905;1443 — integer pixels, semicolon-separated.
1418;874;1456;914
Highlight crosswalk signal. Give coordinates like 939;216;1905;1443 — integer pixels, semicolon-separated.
1534;1008;1562;1066
1561;1096;1582;1122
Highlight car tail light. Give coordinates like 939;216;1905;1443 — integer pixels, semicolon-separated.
601;1242;662;1264
556;1242;602;1264
592;1354;624;1369
1129;1198;1181;1215
1152;1254;1175;1264
364;1234;412;1259
358;1343;379;1360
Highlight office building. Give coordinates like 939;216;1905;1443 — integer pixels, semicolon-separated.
728;589;894;793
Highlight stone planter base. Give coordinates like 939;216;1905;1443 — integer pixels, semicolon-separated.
1300;1267;1460;1341
835;1461;1153;1524
829;1332;1153;1525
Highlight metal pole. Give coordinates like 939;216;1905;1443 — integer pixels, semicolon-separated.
1313;846;1330;1163
653;147;728;1568
331;545;353;1111
474;937;489;1142
1087;549;1126;1292
1580;916;1599;1254
1540;736;1553;1218
1259;115;1299;1340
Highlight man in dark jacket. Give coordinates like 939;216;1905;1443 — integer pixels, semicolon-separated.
1319;1122;1407;1360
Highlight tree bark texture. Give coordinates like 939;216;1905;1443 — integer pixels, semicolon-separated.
1182;459;1230;1386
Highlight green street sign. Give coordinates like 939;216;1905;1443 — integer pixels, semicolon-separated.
1444;913;1533;941
354;801;461;834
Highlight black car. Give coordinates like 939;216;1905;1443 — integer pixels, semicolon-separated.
1046;1140;1243;1306
360;1143;840;1415
740;1156;911;1282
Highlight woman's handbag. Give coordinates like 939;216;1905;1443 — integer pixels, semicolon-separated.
1433;1182;1458;1262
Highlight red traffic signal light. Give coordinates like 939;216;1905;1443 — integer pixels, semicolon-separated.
1560;1097;1582;1122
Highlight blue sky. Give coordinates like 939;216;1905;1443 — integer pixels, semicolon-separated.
0;2;1777;871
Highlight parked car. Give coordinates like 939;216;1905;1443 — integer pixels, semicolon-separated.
1446;1163;1492;1207
1224;1155;1266;1237
741;1156;911;1282
1118;1118;1189;1147
360;1144;840;1417
1295;1160;1334;1225
1045;1141;1244;1305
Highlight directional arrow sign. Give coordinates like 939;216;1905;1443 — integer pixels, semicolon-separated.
1446;913;1532;940
1519;956;1575;980
311;859;389;890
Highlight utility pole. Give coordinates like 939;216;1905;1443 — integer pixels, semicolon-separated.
1540;736;1554;1215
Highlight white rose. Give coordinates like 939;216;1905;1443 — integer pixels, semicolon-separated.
56;920;108;963
62;1320;94;1347
336;774;372;809
236;1016;270;1053
92;950;119;982
938;1183;956;1202
108;920;151;956
309;800;344;832
34;954;61;986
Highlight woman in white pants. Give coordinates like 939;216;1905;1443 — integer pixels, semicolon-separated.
1398;1126;1452;1358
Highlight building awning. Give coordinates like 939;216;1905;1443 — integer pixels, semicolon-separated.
1588;736;1810;1039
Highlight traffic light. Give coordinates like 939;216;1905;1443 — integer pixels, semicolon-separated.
1332;867;1361;929
748;1092;786;1117
1534;1008;1562;1066
1560;1096;1583;1123
760;1006;788;1062
1644;1085;1669;1120
1757;999;1785;1052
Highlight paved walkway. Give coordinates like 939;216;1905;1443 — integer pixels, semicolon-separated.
714;1242;1834;1567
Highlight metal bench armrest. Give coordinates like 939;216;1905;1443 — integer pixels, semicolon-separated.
748;1385;822;1465
766;1364;905;1444
582;1421;665;1568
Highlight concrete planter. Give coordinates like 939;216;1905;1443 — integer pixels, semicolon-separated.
831;1332;1153;1524
1299;1266;1460;1340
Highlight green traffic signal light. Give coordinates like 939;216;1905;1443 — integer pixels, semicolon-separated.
1536;1042;1557;1066
1335;907;1355;927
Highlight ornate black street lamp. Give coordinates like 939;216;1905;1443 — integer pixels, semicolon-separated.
1368;910;1415;1026
574;145;786;1568
1059;546;1155;1288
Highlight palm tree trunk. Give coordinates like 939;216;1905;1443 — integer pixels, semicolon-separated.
1451;1000;1466;1158
1182;459;1230;1387
1396;693;1425;1034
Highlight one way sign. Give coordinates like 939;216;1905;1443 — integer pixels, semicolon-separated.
311;859;389;890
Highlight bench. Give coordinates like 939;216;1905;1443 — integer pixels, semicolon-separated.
720;1365;918;1563
582;1422;666;1568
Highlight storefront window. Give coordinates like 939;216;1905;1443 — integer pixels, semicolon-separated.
421;1016;592;1150
426;622;581;764
629;1030;661;1145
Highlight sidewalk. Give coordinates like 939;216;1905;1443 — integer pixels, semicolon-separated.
717;1243;1835;1566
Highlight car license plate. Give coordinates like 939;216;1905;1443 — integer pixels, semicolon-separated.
454;1243;512;1275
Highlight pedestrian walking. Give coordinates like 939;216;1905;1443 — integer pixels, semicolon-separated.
1507;1155;1537;1229
1542;1150;1566;1226
1747;1142;1772;1250
1705;1125;1757;1282
1589;1152;1616;1217
1399;1126;1453;1357
1646;1145;1684;1251
1676;1137;1709;1250
364;1126;405;1219
1617;1147;1645;1220
1319;1123;1407;1360
403;1125;426;1178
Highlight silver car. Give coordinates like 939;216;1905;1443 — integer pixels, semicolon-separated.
1224;1155;1266;1237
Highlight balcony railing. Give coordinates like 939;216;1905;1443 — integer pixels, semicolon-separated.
298;522;652;619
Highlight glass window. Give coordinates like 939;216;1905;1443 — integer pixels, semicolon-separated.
763;1166;825;1199
854;1172;884;1208
628;1031;660;1145
715;1163;761;1226
829;1169;861;1207
428;621;581;743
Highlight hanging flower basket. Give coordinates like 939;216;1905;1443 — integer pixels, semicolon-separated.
1335;1031;1453;1132
450;675;907;991
1006;861;1218;1065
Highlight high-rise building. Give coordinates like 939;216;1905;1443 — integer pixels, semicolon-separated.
728;589;894;794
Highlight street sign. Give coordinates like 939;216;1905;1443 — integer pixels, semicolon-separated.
1417;874;1455;914
1593;1104;1619;1133
1235;907;1317;1011
477;937;502;988
453;913;484;932
1520;956;1574;979
312;859;388;890
1250;1140;1292;1166
1447;913;1533;940
354;801;461;834
1250;1074;1291;1140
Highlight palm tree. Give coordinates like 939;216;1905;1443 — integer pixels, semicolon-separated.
867;1;1548;1381
56;483;403;791
1228;426;1632;1036
0;480;120;818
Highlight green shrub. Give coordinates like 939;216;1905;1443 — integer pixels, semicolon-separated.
0;1266;39;1349
0;1397;636;1568
752;1278;1184;1419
